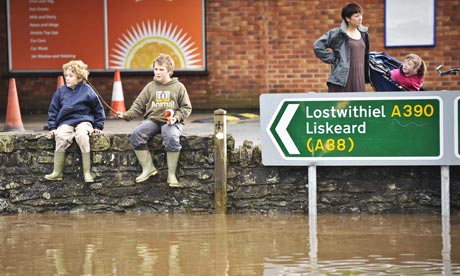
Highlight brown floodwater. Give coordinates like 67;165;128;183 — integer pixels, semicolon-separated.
0;213;459;276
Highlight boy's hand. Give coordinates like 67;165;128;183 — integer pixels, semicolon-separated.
165;109;175;125
168;117;178;125
116;112;124;119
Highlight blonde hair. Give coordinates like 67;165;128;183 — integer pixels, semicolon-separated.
405;54;426;78
153;54;174;76
62;60;89;81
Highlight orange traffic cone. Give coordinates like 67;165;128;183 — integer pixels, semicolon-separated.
56;75;64;89
42;75;65;131
3;78;25;132
108;69;126;118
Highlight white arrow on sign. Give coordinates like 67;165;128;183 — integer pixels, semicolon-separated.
274;103;300;155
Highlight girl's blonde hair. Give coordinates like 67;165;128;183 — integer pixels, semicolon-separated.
405;54;426;78
62;60;89;81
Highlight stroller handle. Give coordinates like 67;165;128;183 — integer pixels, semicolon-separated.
436;65;459;77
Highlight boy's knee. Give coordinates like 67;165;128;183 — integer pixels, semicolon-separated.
75;130;89;139
163;136;181;152
130;133;148;150
75;130;90;143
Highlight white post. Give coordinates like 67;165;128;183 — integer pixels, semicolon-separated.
442;215;452;276
309;215;318;275
441;165;450;216
308;165;317;216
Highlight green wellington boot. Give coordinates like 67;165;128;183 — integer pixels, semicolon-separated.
45;151;66;181
81;152;94;183
134;150;158;183
167;151;181;187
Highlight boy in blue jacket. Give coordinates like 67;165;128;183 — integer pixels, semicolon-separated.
45;60;105;183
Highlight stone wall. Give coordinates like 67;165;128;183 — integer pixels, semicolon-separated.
0;133;459;214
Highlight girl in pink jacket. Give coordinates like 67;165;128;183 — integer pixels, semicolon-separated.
390;54;426;91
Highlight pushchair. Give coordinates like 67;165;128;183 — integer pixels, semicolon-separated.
436;65;459;77
369;51;408;92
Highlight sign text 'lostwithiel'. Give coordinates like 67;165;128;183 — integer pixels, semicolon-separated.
260;92;460;166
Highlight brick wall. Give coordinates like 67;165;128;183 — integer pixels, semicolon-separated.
1;0;459;114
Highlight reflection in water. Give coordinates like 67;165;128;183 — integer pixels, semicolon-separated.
0;214;459;275
443;215;452;276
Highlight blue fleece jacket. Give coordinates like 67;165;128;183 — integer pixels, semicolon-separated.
47;82;105;131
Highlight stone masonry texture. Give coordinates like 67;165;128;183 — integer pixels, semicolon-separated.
1;133;459;214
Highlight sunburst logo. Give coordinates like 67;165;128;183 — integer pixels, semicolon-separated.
110;20;201;69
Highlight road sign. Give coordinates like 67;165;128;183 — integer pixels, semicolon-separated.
260;92;460;166
456;96;460;159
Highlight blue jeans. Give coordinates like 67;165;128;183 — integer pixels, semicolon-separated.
130;119;182;152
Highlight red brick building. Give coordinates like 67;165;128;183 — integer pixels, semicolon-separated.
1;0;459;114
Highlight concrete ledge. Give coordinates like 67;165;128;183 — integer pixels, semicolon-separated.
0;133;459;214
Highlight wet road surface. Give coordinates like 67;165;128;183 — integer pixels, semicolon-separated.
0;111;261;147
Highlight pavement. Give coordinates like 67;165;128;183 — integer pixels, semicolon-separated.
0;110;261;147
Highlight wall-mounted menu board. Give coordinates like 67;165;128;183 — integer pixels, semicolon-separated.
7;0;206;72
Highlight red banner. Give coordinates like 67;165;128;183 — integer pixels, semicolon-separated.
8;0;205;72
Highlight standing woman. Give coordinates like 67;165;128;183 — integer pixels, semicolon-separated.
313;2;370;92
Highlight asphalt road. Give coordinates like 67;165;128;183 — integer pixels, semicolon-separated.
0;111;261;147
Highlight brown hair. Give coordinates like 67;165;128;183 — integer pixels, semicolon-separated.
153;54;174;76
341;2;363;22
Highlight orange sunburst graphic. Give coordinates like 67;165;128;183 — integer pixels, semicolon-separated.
110;20;201;69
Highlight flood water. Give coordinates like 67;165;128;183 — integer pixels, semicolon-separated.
1;213;459;276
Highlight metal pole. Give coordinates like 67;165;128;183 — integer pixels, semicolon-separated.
309;214;318;274
441;165;450;216
442;214;452;276
214;109;227;214
308;165;317;216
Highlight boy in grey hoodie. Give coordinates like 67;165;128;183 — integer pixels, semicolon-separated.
117;54;192;187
